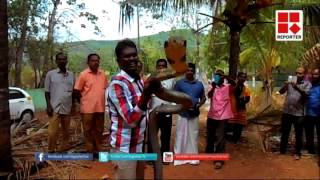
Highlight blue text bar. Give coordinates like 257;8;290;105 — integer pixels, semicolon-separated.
99;152;157;162
35;152;92;161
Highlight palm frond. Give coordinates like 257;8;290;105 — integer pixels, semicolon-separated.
118;0;214;32
303;4;320;47
240;47;257;66
269;48;281;67
137;0;213;11
283;1;320;47
118;1;134;33
300;43;320;69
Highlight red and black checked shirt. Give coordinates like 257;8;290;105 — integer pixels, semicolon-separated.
107;70;147;153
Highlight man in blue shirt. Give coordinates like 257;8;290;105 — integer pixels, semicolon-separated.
305;68;320;156
173;63;206;166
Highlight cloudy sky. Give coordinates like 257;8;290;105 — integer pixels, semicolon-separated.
56;0;178;41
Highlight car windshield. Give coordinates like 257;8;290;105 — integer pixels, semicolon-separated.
9;90;25;99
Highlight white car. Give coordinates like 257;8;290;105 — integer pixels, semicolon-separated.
9;87;35;121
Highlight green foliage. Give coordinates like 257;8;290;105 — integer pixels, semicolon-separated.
68;53;87;74
140;37;165;73
202;24;229;75
239;47;258;70
67;46;118;78
8;0;49;39
239;6;308;76
8;0;102;88
98;48;119;77
21;66;34;89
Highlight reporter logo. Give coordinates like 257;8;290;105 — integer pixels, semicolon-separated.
276;10;303;41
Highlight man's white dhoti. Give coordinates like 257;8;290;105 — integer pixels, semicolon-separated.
174;115;199;166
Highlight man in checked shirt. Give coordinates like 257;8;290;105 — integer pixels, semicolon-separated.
107;39;161;179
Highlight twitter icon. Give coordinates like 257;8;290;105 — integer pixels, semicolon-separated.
99;152;109;162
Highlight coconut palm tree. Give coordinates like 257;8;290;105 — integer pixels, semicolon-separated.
118;0;320;78
238;0;320;112
118;0;278;78
0;0;14;176
239;0;320;78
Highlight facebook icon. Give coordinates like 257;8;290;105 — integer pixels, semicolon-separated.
35;152;45;162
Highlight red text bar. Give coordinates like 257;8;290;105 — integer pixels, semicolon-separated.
173;153;230;161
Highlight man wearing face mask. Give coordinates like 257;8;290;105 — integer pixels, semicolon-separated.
74;53;108;154
305;68;320;157
45;52;75;152
279;67;311;160
206;69;235;169
174;63;206;166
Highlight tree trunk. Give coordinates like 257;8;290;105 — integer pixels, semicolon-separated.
14;0;29;87
36;69;41;88
195;32;200;63
8;46;15;72
228;29;240;79
32;64;38;88
195;15;200;64
38;70;46;88
38;0;60;88
0;0;14;175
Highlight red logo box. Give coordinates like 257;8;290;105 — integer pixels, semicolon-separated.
276;10;303;41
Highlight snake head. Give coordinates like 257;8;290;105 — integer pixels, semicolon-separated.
164;36;188;74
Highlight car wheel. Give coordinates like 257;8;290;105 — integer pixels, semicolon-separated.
20;110;33;121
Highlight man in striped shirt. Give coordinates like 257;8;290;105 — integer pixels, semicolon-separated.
107;39;160;179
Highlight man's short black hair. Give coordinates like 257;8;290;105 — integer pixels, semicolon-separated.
156;59;167;67
55;52;67;60
188;63;196;72
237;71;247;77
87;53;100;63
115;39;137;59
215;69;224;75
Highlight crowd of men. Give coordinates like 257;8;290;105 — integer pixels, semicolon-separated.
279;67;320;160
44;39;320;179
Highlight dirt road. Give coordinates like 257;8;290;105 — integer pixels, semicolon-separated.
35;107;319;179
74;112;320;179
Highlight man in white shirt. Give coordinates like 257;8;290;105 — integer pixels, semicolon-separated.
149;59;175;157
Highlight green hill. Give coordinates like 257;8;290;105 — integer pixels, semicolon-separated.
66;29;204;75
67;29;201;54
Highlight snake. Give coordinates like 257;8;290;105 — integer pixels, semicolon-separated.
147;37;193;180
